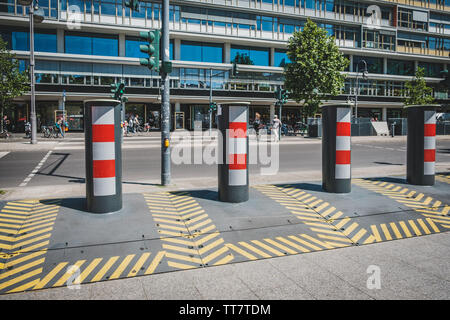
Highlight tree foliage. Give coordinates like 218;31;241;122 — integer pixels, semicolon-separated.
403;67;435;106
284;19;349;117
0;36;29;131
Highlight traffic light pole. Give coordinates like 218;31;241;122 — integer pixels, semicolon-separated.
278;102;282;141
161;0;171;186
29;5;37;144
209;68;213;136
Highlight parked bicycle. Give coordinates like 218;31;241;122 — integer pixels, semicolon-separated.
0;129;11;139
41;125;60;138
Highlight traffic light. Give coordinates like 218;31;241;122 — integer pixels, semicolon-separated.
274;87;281;101
110;82;125;101
232;62;237;77
281;89;289;104
440;70;449;87
209;102;217;112
274;88;289;105
125;0;140;11
139;30;160;72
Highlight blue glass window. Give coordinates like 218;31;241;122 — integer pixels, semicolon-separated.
126;38;174;60
1;29;57;52
274;50;291;67
101;0;116;16
65;34;92;55
12;31;29;51
231;45;270;66
180;41;223;63
65;32;118;56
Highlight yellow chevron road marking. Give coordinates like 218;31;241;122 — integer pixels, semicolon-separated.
34;262;68;289
145;251;166;275
145;192;232;269
354;179;449;231
275;237;310;253
0;200;61;294
0;268;42;291
90;256;120;282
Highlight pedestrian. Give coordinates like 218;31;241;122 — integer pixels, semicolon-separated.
1;115;9;133
272;115;282;142
123;120;128;136
55;118;64;138
134;114;140;132
129;114;135;133
253;112;261;139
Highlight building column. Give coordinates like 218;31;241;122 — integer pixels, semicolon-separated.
383;57;388;74
224;42;231;63
382;107;387;121
414;60;419;72
174;38;181;60
349;55;354;72
270;48;275;66
270;104;275;123
57;29;64;53
119;33;126;57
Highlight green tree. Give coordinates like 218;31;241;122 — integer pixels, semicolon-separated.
0;36;29;132
284;19;349;118
403;67;435;106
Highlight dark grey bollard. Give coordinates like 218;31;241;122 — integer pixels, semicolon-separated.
322;103;352;193
406;105;439;186
84;99;123;213
218;102;250;203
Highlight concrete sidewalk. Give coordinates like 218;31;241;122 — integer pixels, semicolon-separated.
2;231;449;300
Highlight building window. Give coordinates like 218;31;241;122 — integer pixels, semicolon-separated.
0;28;57;52
363;29;396;51
353;56;383;74
418;62;444;77
65;32;118;56
387;59;414;76
126;37;173;60
231;45;270;66
180;41;223;63
274;49;290;67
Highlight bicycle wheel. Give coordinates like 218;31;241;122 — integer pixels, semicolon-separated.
43;129;50;138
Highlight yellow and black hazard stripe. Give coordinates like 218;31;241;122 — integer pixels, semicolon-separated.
353;179;450;230
225;232;348;261
436;174;450;185
0;199;60;294
254;185;376;246
31;250;166;290
144;192;233;270
369;218;441;242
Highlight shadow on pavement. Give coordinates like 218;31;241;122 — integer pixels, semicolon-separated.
275;182;324;193
186;189;218;201
373;161;403;166
363;176;407;184
437;148;450;154
44;197;87;212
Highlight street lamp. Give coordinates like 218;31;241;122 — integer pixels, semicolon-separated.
354;59;368;121
19;0;45;144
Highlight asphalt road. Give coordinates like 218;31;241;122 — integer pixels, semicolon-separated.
0;138;449;188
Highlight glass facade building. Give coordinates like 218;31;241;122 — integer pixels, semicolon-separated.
0;0;448;131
